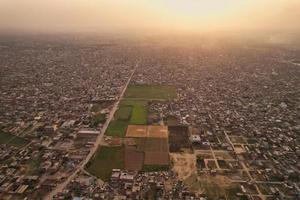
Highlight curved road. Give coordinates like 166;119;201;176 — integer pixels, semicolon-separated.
45;63;138;200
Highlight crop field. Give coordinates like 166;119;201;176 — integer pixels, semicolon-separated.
115;106;132;121
124;146;144;171
168;126;190;152
136;138;169;152
106;120;128;137
126;125;148;138
136;137;169;166
86;146;124;181
120;100;148;125
124;85;176;100
126;125;168;138
144;152;169;165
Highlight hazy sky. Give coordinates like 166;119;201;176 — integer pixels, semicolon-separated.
0;0;299;34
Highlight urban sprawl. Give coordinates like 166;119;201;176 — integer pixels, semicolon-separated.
0;36;299;200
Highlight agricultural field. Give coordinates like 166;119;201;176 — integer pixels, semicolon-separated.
168;126;190;152
105;100;148;137
106;120;128;137
86;146;124;181
121;100;148;125
136;137;169;166
124;85;176;100
115;106;132;121
124;146;144;171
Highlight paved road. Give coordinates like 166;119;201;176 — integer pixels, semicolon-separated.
44;63;138;200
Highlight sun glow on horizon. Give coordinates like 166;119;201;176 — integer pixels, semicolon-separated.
0;0;299;33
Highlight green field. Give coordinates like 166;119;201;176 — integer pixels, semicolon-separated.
106;120;128;137
0;131;29;147
121;100;148;125
86;146;124;180
115;106;132;121
124;85;176;100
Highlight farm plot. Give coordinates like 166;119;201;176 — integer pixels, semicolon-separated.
120;100;148;125
124;85;176;100
136;138;169;166
124;146;144;171
168;126;190;152
86;146;124;181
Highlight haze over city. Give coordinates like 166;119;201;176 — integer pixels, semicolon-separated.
0;0;300;34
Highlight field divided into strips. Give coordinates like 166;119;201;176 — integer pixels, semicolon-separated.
126;125;168;138
106;100;148;137
0;131;29;148
96;85;176;177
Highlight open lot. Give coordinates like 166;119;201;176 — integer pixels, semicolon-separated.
171;153;197;180
86;146;124;181
168;126;190;152
124;85;176;100
0;131;29;147
184;174;240;200
9;136;30;147
0;131;15;144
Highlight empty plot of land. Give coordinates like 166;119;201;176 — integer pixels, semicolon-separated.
171;153;196;180
124;146;144;171
126;125;168;138
229;136;246;144
124;85;176;100
0;131;29;147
